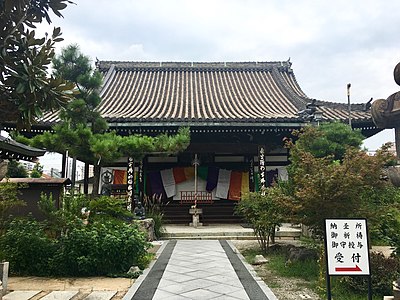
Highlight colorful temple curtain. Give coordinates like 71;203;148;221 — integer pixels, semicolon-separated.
145;166;263;200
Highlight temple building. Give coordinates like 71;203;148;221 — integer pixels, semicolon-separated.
4;61;379;223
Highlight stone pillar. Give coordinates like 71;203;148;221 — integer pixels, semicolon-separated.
0;262;9;296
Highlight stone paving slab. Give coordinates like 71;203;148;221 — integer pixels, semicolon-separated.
83;291;117;300
40;291;79;300
3;290;41;300
226;240;278;300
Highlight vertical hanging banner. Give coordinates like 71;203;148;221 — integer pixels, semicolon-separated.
258;146;267;195
248;156;255;192
126;157;135;212
138;160;144;203
325;219;370;276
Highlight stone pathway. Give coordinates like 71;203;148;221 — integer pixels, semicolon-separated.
124;240;277;300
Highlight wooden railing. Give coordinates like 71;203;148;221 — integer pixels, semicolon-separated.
180;191;213;204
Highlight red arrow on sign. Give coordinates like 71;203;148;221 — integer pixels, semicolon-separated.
335;265;362;272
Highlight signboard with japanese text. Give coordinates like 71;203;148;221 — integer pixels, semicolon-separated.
258;146;266;195
126;157;134;212
325;219;370;276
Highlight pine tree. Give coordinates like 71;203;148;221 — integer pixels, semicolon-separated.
0;0;75;129
17;45;191;195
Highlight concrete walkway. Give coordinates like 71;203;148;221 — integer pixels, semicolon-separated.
124;240;277;300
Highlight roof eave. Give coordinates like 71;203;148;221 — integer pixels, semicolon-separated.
107;121;306;128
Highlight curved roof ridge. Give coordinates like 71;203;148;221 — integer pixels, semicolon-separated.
97;61;293;72
99;64;116;98
270;67;308;110
315;99;369;111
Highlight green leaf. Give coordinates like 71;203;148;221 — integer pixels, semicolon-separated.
16;82;26;94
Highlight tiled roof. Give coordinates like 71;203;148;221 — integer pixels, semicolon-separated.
1;178;72;185
40;61;372;126
0;135;45;161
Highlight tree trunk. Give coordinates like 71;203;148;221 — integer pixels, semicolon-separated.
61;152;67;178
270;226;276;244
71;157;77;187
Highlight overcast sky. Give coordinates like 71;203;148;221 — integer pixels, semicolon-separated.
37;0;400;169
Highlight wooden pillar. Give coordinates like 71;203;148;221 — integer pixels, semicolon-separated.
71;157;77;187
84;162;89;194
61;152;67;178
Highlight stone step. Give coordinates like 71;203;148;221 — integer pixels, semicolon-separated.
164;231;254;238
275;230;302;239
84;291;118;300
4;290;120;300
4;291;41;300
40;291;79;300
164;235;257;240
164;229;301;240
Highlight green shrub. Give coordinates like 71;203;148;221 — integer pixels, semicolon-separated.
0;218;56;276
377;209;400;257
0;218;151;277
235;188;287;253
340;252;400;295
53;221;150;276
62;193;91;218
88;196;133;222
39;192;87;238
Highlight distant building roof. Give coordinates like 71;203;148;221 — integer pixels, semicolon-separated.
0;135;46;161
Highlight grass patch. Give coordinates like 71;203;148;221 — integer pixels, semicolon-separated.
328;278;382;300
267;253;318;282
241;247;260;264
242;248;318;282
